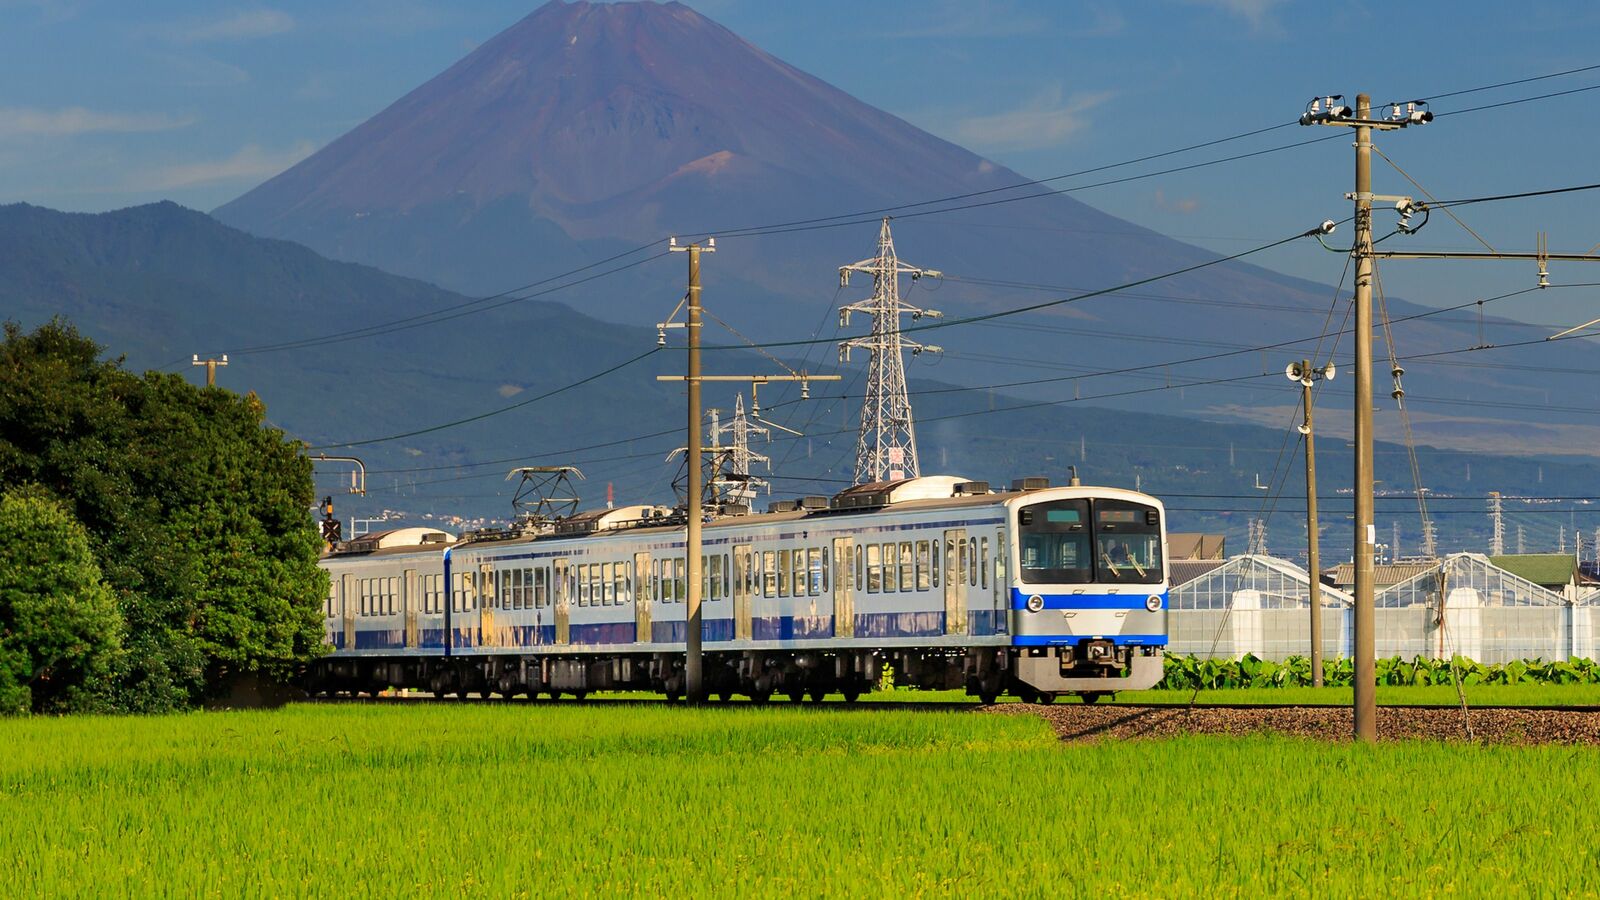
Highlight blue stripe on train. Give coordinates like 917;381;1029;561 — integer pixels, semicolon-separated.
1009;588;1168;611
374;609;1011;651
1012;633;1166;646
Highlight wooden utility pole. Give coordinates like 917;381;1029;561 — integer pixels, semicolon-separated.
191;354;228;387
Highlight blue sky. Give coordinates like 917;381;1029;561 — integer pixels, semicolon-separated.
4;0;1600;325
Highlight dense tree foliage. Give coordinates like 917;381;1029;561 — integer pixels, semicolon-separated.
0;488;123;714
0;319;326;712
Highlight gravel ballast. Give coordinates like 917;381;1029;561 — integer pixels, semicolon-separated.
1003;704;1600;744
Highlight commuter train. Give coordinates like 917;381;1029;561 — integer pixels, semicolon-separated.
311;475;1169;703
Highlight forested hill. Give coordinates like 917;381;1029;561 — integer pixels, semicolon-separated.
5;199;1600;556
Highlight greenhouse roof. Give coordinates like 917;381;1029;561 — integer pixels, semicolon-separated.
1487;554;1578;588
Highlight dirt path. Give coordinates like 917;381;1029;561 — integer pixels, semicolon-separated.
998;703;1600;745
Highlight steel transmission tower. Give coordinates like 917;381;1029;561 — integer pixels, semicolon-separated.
1489;491;1505;556
838;217;942;484
710;394;771;509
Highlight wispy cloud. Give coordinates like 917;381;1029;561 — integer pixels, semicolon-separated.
0;106;194;139
0;0;79;24
890;0;1052;38
949;87;1112;152
1181;0;1287;35
154;8;295;43
145;140;314;190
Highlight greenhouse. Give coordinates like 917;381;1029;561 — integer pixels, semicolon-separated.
1169;552;1596;662
1168;554;1351;660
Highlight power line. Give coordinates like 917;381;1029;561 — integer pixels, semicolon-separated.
309;347;663;450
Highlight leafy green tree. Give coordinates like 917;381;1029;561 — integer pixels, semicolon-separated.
0;488;123;714
0;318;326;711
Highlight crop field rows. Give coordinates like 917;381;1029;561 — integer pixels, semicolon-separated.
4;703;1599;895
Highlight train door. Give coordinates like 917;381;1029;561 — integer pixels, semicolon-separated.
403;568;419;649
943;529;968;636
340;573;356;650
553;558;571;645
992;531;1009;635
832;537;855;638
478;563;497;648
634;551;652;643
733;545;753;640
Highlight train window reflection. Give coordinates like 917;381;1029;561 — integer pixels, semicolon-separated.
1020;533;1092;584
1096;534;1163;584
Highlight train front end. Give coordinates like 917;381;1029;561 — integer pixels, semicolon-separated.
1007;487;1167;699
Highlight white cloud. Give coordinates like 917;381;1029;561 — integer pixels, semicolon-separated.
1182;0;1287;34
145;140;315;190
950;87;1112;152
157;9;294;43
0;106;194;139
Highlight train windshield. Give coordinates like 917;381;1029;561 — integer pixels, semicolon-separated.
1018;500;1092;584
1018;498;1162;585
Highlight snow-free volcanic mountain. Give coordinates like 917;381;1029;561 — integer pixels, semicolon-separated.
216;0;1600;454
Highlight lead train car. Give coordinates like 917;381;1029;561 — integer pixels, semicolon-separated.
312;477;1168;703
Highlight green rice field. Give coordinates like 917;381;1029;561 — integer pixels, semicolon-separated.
3;704;1596;895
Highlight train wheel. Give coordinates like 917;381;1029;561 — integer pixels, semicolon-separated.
786;688;805;704
807;687;828;703
1037;692;1057;705
978;691;999;705
748;690;772;704
1081;692;1105;705
571;691;588;702
1015;685;1039;704
716;691;733;703
840;688;861;704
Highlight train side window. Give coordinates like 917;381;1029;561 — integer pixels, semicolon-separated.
932;541;941;589
980;537;990;590
956;538;968;590
882;544;898;593
776;549;790;598
651;559;661;603
818;547;829;594
500;569;513;610
534;568;546;608
675;558;688;603
618;562;631;605
791;549;806;597
866;544;882;593
898;541;914;592
856;546;865;593
575;564;587;607
807;547;823;596
969;538;979;587
916;541;931;590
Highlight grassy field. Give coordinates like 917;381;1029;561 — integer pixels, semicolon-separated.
3;705;1597;895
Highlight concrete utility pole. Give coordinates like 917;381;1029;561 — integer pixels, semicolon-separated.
1288;359;1335;687
657;239;838;702
838;217;942;484
1304;89;1600;739
681;240;707;702
191;354;228;387
1301;92;1424;742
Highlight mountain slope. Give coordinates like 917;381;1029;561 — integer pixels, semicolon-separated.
7;201;1600;557
212;0;1600;458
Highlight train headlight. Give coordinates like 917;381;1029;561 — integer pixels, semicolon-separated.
1025;594;1045;612
1145;594;1163;612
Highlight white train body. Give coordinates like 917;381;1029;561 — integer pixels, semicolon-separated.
313;477;1168;701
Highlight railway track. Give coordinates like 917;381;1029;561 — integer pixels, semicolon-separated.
296;694;1600;714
